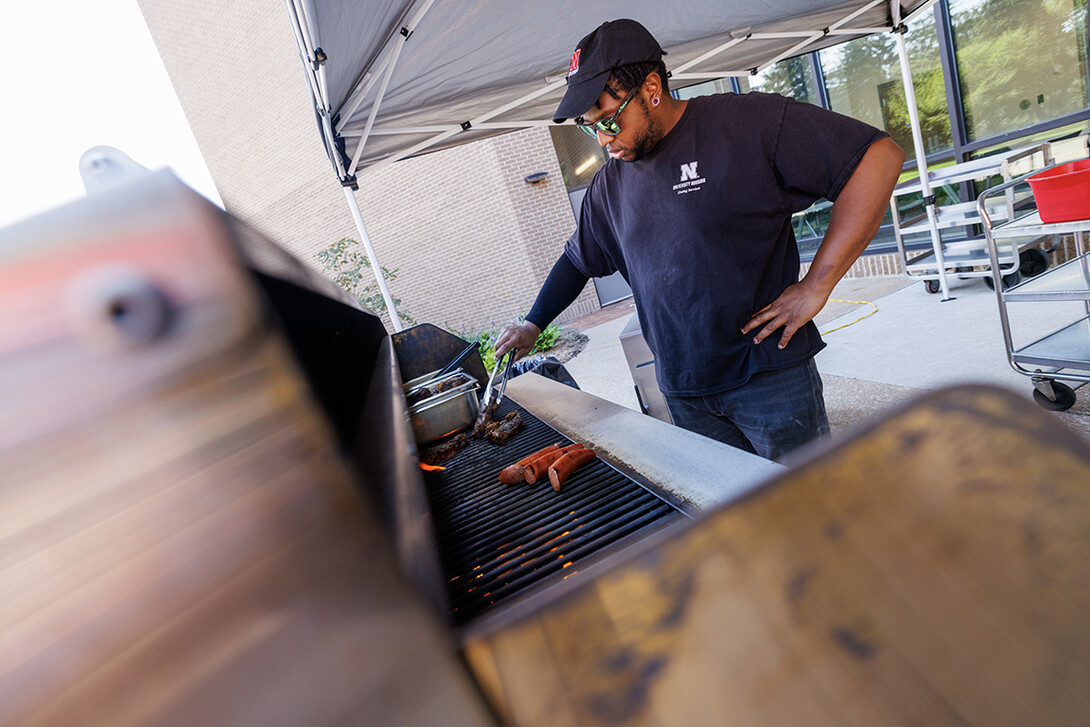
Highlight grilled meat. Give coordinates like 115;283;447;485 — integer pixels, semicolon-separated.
498;464;525;484
485;412;523;445
406;387;433;406
498;442;563;484
482;412;516;436
435;373;470;393
420;433;471;466
407;373;471;407
523;443;585;484
548;448;597;492
471;401;498;438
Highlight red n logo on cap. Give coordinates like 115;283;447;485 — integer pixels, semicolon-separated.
569;49;581;74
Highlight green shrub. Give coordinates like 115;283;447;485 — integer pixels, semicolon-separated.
455;319;563;372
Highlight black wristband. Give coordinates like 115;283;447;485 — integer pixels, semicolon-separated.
526;253;589;329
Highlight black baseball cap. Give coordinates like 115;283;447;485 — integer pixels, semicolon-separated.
553;19;665;124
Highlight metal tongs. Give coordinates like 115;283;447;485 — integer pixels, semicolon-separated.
481;348;517;409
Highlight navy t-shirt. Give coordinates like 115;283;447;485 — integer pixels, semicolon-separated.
565;91;886;397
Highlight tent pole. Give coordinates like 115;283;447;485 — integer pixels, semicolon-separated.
892;17;953;300
343;186;403;332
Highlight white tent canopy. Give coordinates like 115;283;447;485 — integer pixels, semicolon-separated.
285;0;945;330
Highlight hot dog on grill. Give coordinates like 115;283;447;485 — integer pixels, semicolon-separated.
519;443;561;467
497;443;563;485
523;443;584;485
548;448;597;492
498;464;526;485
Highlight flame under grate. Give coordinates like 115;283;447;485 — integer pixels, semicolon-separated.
423;399;680;626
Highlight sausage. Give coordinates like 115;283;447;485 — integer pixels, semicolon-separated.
523;443;584;485
548;448;597;492
498;464;526;485
517;443;561;467
523;443;584;484
497;443;563;485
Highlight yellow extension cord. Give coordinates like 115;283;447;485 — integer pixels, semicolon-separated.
820;298;878;335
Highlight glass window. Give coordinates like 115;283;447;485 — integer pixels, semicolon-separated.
1043;122;1090;163
819;10;952;160
673;78;734;100
950;0;1089;142
969;122;1089;169
962;122;1090;214
737;56;819;104
548;126;607;189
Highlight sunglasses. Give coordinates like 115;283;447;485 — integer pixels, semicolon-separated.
577;88;637;138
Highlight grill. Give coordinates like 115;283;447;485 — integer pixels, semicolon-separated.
423;398;681;626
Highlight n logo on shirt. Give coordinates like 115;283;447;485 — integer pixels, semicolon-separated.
673;160;706;195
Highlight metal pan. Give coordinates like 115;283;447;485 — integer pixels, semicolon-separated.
403;368;448;392
408;379;480;445
405;369;472;406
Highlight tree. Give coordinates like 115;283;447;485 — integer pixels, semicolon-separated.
755;56;816;102
315;237;415;326
950;0;1088;140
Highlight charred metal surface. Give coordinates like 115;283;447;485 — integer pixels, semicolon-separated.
393;323;488;386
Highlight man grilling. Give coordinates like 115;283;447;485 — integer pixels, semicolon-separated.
494;19;904;461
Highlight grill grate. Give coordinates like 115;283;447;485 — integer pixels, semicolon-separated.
422;398;680;626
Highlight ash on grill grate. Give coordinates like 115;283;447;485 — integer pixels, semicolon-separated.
422;399;679;626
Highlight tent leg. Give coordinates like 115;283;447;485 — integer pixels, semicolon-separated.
892;21;953;301
343;186;403;332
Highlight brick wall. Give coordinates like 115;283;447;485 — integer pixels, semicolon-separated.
492;129;602;324
351;126;599;333
138;0;600;334
137;0;353;261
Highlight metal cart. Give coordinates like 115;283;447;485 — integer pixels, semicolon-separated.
979;167;1090;411
891;144;1053;297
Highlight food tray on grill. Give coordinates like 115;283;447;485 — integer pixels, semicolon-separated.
406;370;479;445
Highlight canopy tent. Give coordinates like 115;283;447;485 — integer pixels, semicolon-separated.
285;0;946;331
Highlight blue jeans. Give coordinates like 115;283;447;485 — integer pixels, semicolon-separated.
664;358;829;462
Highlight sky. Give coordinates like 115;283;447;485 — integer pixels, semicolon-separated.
0;1;222;229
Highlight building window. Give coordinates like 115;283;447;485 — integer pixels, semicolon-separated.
738;56;820;104
820;10;952;160
673;78;734;100
950;0;1089;142
549;126;607;189
545;0;1090;263
971;120;1090;164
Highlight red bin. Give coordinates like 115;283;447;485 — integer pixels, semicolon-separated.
1027;157;1090;223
